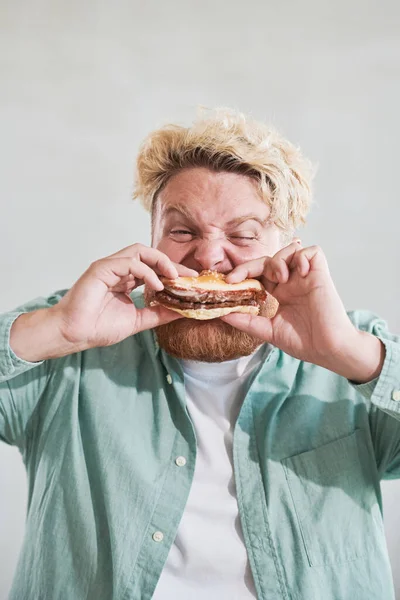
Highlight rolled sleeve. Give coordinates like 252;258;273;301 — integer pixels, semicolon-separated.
0;311;43;382
367;336;400;420
352;377;379;398
346;310;400;421
350;334;400;420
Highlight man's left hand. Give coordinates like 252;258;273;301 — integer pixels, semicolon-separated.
222;241;385;383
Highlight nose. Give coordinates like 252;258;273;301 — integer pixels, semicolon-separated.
193;238;226;272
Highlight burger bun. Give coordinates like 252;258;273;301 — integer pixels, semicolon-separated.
163;303;260;320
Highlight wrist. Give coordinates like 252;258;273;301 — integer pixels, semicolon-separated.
10;307;85;362
319;328;385;383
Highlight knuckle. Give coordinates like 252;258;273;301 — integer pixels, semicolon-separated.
258;256;269;269
130;257;145;273
160;251;172;263
131;243;147;257
89;259;103;271
268;257;279;268
156;253;169;266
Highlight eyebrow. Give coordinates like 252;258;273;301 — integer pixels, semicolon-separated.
163;204;269;228
227;214;269;228
163;205;196;222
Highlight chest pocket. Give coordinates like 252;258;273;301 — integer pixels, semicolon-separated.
281;429;383;567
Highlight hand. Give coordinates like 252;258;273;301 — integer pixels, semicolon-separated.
222;241;384;382
51;244;197;350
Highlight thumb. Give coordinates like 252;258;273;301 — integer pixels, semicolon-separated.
220;313;273;342
134;305;183;333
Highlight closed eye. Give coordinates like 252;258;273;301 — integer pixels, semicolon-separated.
170;229;195;241
228;235;257;246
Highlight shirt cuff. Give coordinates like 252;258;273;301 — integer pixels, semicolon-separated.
352;377;379;398
355;336;400;417
0;312;43;380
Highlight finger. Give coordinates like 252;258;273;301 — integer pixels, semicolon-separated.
120;259;165;291
225;256;268;284
112;274;144;293
171;262;199;278
107;244;180;279
288;245;326;276
134;305;183;333
114;262;198;291
268;240;303;283
226;240;302;285
219;312;273;342
107;242;154;260
289;251;310;277
92;257;165;291
224;257;278;295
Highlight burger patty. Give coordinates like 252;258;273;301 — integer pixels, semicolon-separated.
161;287;263;303
155;290;261;310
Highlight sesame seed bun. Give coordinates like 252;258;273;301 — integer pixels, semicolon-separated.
160;270;264;292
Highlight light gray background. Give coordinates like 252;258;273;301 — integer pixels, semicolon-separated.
0;1;399;597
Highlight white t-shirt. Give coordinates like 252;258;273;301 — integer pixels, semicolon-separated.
153;345;270;599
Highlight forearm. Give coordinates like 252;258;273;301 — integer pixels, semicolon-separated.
320;329;385;384
10;308;83;362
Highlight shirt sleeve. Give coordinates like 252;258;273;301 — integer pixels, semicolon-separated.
348;310;400;479
0;290;68;449
0;311;44;382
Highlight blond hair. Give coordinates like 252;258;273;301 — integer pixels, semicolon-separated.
133;108;314;233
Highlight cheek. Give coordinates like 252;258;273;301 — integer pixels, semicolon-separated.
228;241;279;265
155;239;186;263
262;240;284;257
256;231;285;258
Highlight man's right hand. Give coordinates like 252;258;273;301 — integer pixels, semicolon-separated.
10;244;197;362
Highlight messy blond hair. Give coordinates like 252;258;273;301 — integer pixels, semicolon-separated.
133;108;314;234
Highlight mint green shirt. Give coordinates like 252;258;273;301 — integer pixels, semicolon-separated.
1;290;399;600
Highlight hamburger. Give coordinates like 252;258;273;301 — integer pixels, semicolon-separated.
153;269;267;320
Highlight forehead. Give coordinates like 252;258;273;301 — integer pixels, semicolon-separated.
156;167;270;225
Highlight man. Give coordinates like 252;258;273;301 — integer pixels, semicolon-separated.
0;108;399;600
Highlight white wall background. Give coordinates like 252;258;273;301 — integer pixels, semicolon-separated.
0;0;399;597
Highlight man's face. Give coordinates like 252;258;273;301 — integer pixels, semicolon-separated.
149;167;284;361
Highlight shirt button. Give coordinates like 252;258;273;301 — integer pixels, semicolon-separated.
152;531;164;543
166;374;173;385
175;456;187;467
392;390;400;402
